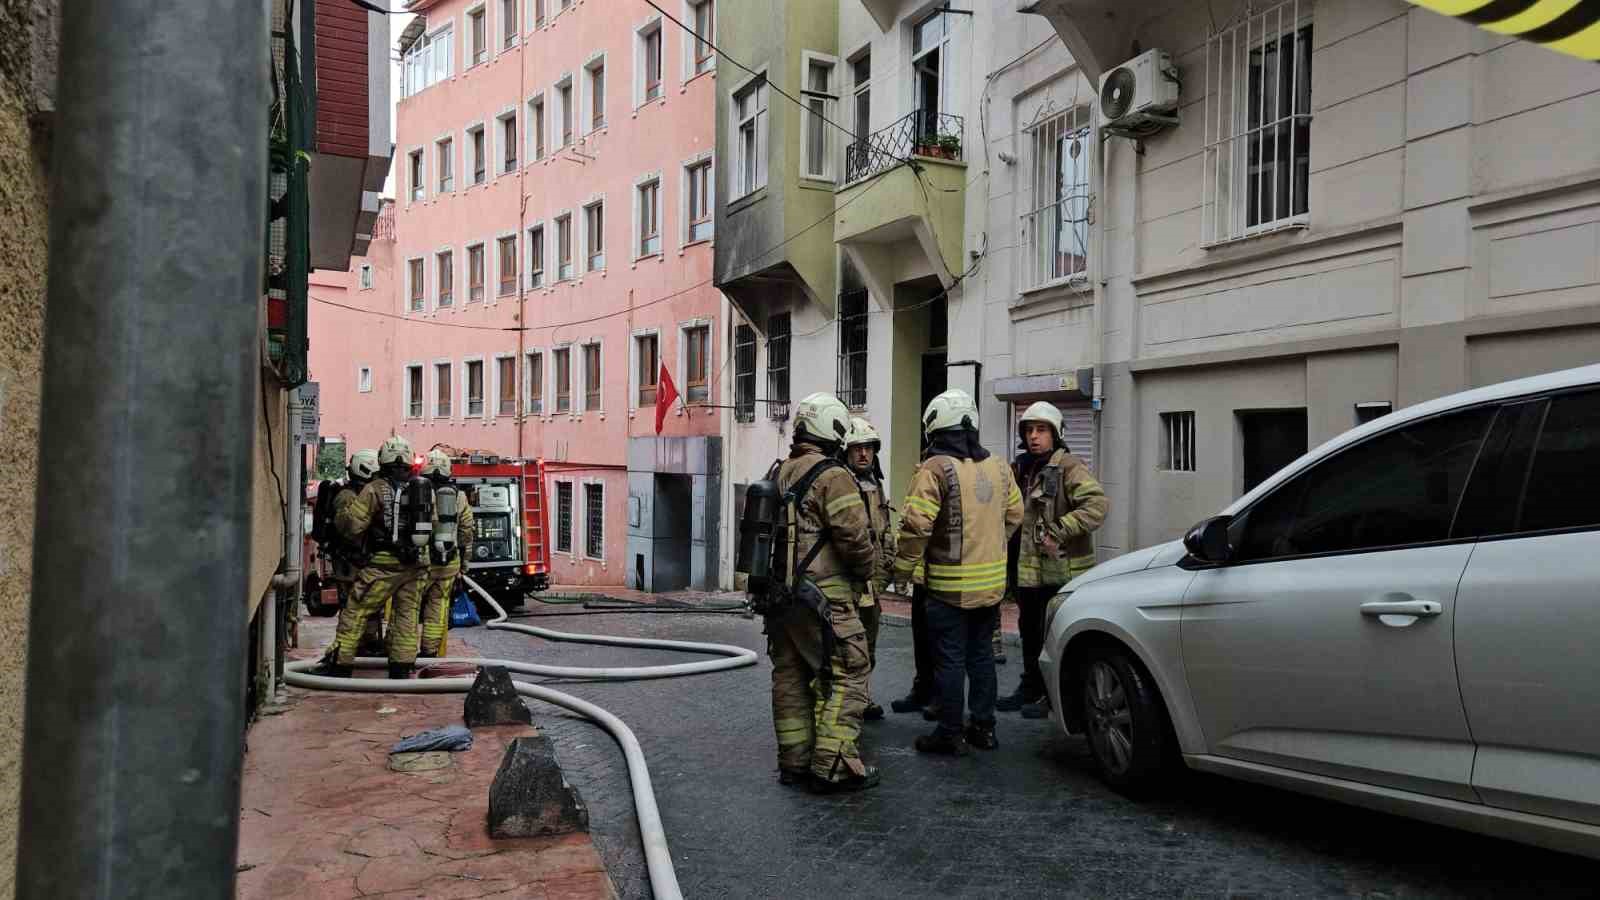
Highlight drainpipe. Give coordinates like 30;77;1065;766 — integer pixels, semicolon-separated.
18;0;267;896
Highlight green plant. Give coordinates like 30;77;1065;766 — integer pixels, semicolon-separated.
316;442;347;480
935;133;961;155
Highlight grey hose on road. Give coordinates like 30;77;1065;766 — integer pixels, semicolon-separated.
284;575;759;900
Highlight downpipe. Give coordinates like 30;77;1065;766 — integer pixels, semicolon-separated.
284;574;759;900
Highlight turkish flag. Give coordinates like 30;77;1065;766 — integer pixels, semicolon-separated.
654;362;679;434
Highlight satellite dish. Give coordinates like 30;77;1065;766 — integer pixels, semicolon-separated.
1100;66;1137;121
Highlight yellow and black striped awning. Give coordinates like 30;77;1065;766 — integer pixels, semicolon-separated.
1406;0;1600;60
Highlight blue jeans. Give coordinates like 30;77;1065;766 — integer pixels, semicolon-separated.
925;598;999;737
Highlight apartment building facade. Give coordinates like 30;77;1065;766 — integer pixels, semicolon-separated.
318;0;726;589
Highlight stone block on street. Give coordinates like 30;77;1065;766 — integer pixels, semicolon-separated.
488;735;589;839
464;664;533;727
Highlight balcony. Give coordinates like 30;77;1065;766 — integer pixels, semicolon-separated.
844;109;964;185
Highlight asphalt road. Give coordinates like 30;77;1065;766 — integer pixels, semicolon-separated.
463;605;1599;899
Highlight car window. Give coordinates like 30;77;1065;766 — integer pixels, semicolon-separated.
1231;407;1494;561
1450;400;1543;539
1518;389;1600;534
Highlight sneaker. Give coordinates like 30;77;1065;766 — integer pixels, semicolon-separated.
995;686;1043;712
809;766;881;794
778;768;811;787
306;661;352;678
921;702;945;722
964;722;999;750
863;702;885;722
914;732;970;756
1021;698;1051;720
890;692;928;714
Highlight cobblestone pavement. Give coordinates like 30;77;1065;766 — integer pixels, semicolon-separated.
467;602;1599;899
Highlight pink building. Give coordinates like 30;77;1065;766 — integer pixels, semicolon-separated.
310;0;727;590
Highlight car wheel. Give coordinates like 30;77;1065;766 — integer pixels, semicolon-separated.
1078;646;1172;795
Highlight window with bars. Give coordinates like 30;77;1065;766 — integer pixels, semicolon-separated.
526;351;543;414
837;289;868;408
437;137;454;192
408;150;424;202
406;365;423;417
435;362;452;416
469;8;487;65
467;360;485;416
556;214;573;280
556;481;574;553
583;342;602;411
734;324;756;423
585;202;605;272
687;161;713;242
528;226;544;287
498;356;516;415
498;235;518;295
643;27;663;101
1024;109;1091;289
584;483;604;559
801;55;836;180
685;325;709;403
470;126;486;184
691;0;714;72
734;77;768;197
638;180;660;257
766;312;790;419
1203;1;1312;245
636;333;658;407
1160;411;1196;472
436;251;453;307
554;347;571;412
468;244;485;302
408;258;425;311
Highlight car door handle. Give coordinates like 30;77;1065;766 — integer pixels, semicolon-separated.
1360;600;1442;618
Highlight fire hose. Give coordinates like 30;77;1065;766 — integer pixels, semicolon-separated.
283;574;759;900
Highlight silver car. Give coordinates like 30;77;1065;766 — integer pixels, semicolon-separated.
1040;363;1600;860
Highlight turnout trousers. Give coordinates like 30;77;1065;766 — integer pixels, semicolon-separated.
768;577;872;783
418;562;461;658
332;563;424;666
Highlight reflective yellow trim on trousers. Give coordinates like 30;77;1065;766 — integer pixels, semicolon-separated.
904;496;940;517
825;494;864;516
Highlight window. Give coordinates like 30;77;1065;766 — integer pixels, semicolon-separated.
638;180;660;257
691;0;714;73
766;312;790;419
498;356;517;416
912;10;951;125
585;483;604;558
554;347;572;412
686;160;713;242
406;365;423;417
733;78;768;196
837;289;867;407
468;244;486;302
559;80;574;147
685;324;709;404
583;342;602;411
528;226;545;288
636;334;658;407
556;214;573;280
1025;108;1091;288
408;150;424;202
358;366;373;393
534;0;546;27
500;113;518;172
801;55;836;180
402;25;453;96
358;264;373;290
585;202;605;272
408;258;425;311
469;8;487;65
1203;2;1312;244
1231;407;1493;561
588;60;607;131
437;137;454;192
530;97;546;160
436;250;454;307
734;324;756;423
526;351;544;414
435;362;452;416
851;52;870;152
1518;391;1600;534
501;0;518;48
556;481;574;553
498;235;518;295
466;360;485;416
642;27;663;101
470;125;487;184
1160;412;1196;472
1355;402;1392;426
1238;409;1307;495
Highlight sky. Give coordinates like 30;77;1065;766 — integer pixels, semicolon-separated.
380;11;415;199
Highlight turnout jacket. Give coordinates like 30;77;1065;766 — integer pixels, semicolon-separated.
854;471;896;596
336;477;417;568
1014;448;1108;588
777;445;876;587
894;453;1024;608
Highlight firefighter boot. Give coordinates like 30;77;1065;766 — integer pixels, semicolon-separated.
964;720;999;750
808;765;881;795
996;683;1045;712
307;660;353;678
864;700;885;721
388;662;414;680
914;731;970;756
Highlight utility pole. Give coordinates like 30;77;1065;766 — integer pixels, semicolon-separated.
17;0;268;896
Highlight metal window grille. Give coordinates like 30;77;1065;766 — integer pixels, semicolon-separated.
585;484;604;558
766;312;790;420
734;324;756;423
1023;108;1091;288
467;361;484;416
837;289;868;408
1160;411;1196;471
435;363;451;416
407;366;423;417
527;352;543;414
1203;1;1313;245
498;357;516;415
556;482;573;552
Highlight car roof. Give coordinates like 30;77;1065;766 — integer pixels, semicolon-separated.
1222;362;1600;516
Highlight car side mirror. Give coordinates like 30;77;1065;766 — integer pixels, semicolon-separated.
1183;515;1234;563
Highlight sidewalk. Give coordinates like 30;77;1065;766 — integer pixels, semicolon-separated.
237;620;614;899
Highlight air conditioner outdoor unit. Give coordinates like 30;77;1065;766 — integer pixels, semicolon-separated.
1098;49;1179;131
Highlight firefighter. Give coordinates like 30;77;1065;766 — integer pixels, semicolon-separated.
311;435;428;679
894;389;1023;755
768;392;879;793
997;401;1108;718
416;449;474;659
844;416;892;722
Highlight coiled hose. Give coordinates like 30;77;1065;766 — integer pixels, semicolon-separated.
283;575;759;900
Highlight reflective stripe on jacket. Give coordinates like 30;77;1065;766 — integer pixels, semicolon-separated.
777;446;875;585
1014;448;1107;588
894;453;1023;609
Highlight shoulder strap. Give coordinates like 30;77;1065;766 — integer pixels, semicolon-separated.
788;458;843;578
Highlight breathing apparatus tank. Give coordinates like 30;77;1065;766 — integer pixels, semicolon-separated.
735;478;784;593
390;475;435;564
431;482;460;565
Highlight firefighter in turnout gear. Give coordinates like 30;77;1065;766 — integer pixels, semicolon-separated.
845;416;893;722
768;392;880;793
894;389;1024;755
333;448;378;596
311;435;429;678
998;401;1108;718
416;449;474;658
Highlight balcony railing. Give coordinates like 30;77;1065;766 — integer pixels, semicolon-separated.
844;108;964;184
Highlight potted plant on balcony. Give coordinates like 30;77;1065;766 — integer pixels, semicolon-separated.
915;133;960;160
